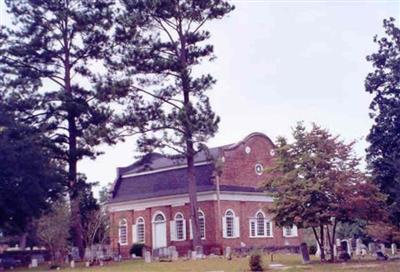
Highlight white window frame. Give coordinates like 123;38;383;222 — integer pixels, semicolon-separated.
249;210;273;238
283;225;298;238
172;212;186;241
118;218;128;245
198;210;206;240
222;209;240;239
133;217;145;244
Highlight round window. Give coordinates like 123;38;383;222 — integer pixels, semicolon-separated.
255;163;264;175
245;146;251;154
269;149;275;156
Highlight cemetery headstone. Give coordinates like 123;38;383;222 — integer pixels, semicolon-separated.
144;251;151;263
380;243;386;254
191;251;197;260
355;239;362;256
300;243;310;264
368;242;376;254
391;243;397;255
71;247;80;261
195;245;204;259
225;246;232;260
31;259;38;268
70;260;75;268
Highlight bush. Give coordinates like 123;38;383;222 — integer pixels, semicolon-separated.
249;252;264;272
309;245;317;255
129;243;145;257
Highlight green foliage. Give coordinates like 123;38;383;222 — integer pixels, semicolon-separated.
105;0;234;247
130;243;145;257
0;106;64;234
249;252;264;272
365;17;400;231
264;122;386;260
1;0;127;255
36;200;71;263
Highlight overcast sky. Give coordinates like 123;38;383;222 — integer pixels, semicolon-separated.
1;0;399;197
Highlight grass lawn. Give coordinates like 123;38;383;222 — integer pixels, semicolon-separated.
15;254;400;272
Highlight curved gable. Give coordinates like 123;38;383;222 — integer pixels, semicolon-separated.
219;132;275;188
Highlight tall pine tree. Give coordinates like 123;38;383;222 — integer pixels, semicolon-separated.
1;0;126;256
366;17;400;231
106;0;234;248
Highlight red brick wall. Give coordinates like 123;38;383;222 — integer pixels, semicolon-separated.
110;199;303;258
219;134;275;188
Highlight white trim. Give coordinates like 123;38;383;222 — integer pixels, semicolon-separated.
152;211;166;222
107;191;273;212
118;218;128;246
122;161;212;178
135;217;145;243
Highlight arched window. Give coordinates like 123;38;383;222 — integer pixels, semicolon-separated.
198;210;206;239
249;211;273;238
154;213;165;222
174;213;185;240
256;212;265;236
119;219;128;245
223;209;239;238
134;217;145;243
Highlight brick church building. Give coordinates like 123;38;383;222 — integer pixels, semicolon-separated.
107;132;302;257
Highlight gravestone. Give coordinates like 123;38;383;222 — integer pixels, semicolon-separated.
187;250;192;260
225;246;232;260
336;239;341;246
300;243;310;264
191;251;197;260
71;247;80;261
315;244;321;257
171;250;178;261
31;259;38;268
70;260;75;268
391;243;397;255
84;247;92;261
368;242;376;254
380;243;386;254
195;245;204;259
355;239;362;256
144;251;151;263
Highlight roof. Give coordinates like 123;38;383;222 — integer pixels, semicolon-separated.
117;146;224;177
110;164;216;203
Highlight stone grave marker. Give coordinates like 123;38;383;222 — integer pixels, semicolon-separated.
70;260;75;268
368;242;376;254
380;243;386;254
31;259;38;268
71;247;80;261
300;243;310;264
195;245;204;259
391;243;397;255
355;239;362;256
225;246;232;260
144;251;151;263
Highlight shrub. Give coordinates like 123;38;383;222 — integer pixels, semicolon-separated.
129;243;145;257
249;252;264;272
309;245;317;255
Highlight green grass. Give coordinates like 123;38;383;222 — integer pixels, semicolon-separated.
15;254;400;272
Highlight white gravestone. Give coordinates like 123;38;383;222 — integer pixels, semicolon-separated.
144;251;151;263
31;259;38;268
391;243;397;255
380;243;386;254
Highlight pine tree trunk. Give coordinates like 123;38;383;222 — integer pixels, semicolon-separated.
320;225;326;261
63;13;84;257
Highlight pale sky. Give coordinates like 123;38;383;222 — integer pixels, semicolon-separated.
1;1;399;197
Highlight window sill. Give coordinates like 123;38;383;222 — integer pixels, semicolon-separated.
249;236;274;239
283;235;298;238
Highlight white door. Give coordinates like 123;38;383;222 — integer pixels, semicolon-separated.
153;213;167;249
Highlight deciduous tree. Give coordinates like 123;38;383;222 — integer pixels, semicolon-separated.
264;123;386;261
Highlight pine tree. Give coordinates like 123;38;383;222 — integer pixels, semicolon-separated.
365;17;400;231
1;0;123;257
106;0;234;249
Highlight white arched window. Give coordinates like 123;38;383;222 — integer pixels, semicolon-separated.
119;219;128;245
283;225;298;237
188;210;206;240
170;212;186;241
133;217;145;243
222;209;240;238
198;210;206;239
249;211;273;238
